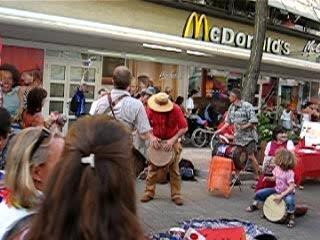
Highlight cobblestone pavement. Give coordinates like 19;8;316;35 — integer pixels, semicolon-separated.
137;148;320;240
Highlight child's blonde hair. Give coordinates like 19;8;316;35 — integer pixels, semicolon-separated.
274;148;296;171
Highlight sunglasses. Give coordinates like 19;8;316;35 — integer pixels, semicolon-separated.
30;128;51;159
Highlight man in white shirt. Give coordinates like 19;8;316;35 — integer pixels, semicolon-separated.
186;89;198;116
94;66;153;176
89;88;108;115
94;66;152;137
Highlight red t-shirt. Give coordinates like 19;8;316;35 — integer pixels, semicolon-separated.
147;104;187;140
217;114;234;136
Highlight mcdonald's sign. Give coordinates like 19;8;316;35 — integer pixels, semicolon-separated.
183;12;209;41
182;12;291;56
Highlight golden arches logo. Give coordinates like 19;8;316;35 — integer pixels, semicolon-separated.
183;12;209;41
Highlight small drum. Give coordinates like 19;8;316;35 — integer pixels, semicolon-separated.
212;141;247;171
148;145;174;167
263;194;287;223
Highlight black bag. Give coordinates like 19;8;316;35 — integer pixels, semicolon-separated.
179;158;196;181
70;94;78;113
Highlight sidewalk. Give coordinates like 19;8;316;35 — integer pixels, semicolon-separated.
137;179;320;240
138;147;320;240
181;147;254;180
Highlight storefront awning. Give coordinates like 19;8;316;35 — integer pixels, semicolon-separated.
250;0;320;23
0;7;319;81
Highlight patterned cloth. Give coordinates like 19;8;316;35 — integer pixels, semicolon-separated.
227;101;258;146
150;218;276;240
273;166;295;193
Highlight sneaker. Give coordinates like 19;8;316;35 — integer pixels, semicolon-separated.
287;214;295;228
140;195;153;203
172;197;183;206
246;204;258;212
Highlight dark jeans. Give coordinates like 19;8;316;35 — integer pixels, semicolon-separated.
254;188;296;213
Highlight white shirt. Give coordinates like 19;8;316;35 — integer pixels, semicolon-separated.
186;97;194;110
94;89;151;134
89;100;99;115
302;113;310;123
280;110;292;129
0;201;32;239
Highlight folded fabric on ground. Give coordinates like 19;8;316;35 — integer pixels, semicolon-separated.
150;218;277;240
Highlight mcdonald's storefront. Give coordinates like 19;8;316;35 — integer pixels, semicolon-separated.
0;0;320;118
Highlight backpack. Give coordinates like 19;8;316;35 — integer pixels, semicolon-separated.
70;94;78;113
179;159;196;181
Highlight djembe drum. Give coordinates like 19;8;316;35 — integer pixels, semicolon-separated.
147;144;174;183
263;194;287;223
212;139;247;171
148;144;174;167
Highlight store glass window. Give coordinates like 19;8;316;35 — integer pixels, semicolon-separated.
188;67;202;95
310;81;320;99
84;85;95;100
70;67;82;82
50;83;65;98
301;82;310;106
102;57;125;85
70;67;96;82
69;84;78;98
86;68;96;83
49;101;64;113
50;65;65;81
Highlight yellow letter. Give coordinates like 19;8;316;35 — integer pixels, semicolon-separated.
183;12;209;41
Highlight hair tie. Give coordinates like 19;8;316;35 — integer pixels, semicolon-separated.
81;154;95;168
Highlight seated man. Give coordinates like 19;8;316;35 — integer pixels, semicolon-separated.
189;108;207;127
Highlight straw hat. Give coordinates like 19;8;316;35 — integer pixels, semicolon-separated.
148;92;174;112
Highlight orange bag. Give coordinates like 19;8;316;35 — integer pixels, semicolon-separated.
207;156;233;198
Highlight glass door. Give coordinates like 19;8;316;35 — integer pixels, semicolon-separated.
44;55;101;133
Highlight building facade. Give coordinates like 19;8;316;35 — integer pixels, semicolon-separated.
0;0;319;128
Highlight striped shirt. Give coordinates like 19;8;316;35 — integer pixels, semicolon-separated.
227;100;258;146
94;89;151;134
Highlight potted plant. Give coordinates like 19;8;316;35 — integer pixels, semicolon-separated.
257;110;277;164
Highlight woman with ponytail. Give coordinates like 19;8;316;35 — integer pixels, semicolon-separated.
28;115;144;240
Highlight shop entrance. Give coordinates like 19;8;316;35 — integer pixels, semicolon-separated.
44;51;102;132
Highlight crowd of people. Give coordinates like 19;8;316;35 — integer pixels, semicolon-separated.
0;62;308;239
0;64;190;239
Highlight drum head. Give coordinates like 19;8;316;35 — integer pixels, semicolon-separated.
263;194;286;222
148;146;174;167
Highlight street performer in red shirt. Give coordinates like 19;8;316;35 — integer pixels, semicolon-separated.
141;92;188;206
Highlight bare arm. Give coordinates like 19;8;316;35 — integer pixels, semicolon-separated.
264;176;276;182
170;127;188;144
215;122;230;134
279;182;295;199
163;127;188;151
